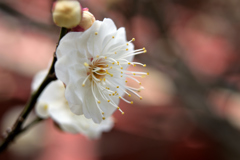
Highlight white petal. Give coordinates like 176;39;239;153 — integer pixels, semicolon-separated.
35;101;50;119
48;102;79;133
104;27;127;53
38;80;65;104
55;52;87;84
65;83;84;115
94;18;117;55
82;86;103;123
86;20;103;57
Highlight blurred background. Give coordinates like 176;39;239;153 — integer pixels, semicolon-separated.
0;0;240;159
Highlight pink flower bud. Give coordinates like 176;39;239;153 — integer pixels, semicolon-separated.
52;0;82;28
73;10;95;31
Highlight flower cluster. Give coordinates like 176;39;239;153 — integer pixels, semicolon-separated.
32;70;114;139
55;18;147;123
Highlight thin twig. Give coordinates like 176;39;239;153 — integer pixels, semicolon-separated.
0;27;68;152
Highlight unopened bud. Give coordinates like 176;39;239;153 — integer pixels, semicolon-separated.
52;0;82;28
78;10;95;31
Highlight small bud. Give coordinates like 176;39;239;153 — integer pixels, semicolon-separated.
52;0;82;28
78;11;95;31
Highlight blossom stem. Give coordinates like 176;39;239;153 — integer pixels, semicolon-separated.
0;27;68;152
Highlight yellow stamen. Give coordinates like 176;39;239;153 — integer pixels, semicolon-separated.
95;32;98;35
44;105;48;110
84;62;89;67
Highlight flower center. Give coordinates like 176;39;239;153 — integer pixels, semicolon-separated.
88;58;107;81
81;37;148;120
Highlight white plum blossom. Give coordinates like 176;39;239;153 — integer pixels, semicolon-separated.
55;18;147;123
32;70;114;139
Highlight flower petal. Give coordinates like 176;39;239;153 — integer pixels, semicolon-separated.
35;101;50;119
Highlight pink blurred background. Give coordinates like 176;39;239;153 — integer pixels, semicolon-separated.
1;0;240;160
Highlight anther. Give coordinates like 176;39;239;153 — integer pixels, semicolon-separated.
140;97;143;100
96;55;99;58
82;84;85;87
98;101;101;104
121;67;123;69
132;38;135;41
117;86;119;88
131;101;133;104
104;56;107;59
107;100;110;102
102;112;105;115
128;62;131;65
115;52;117;54
126;48;129;51
128;94;131;97
95;32;98;35
122;112;125;115
119;96;121;99
110;66;113;69
102;117;105;120
112;36;115;38
125;80;127;83
127;43;129;46
44;105;48;110
144;50;147;53
84;62;89;67
143;64;146;67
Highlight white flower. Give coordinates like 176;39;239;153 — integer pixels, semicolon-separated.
55;18;147;123
32;70;114;139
